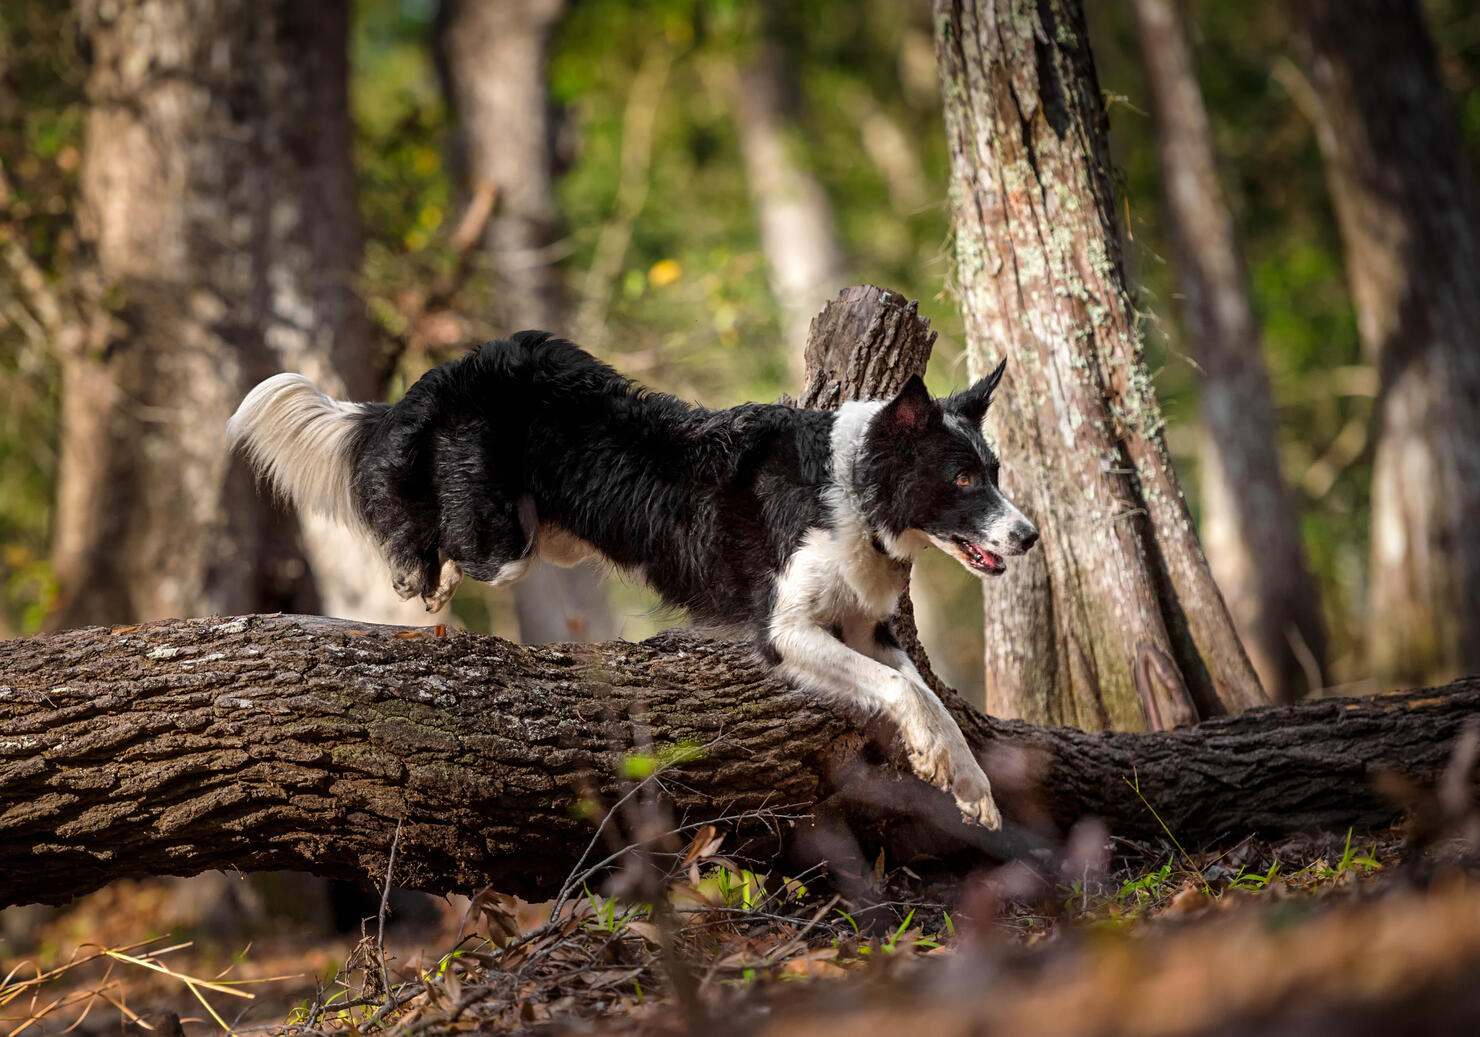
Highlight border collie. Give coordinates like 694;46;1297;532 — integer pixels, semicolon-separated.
228;332;1038;828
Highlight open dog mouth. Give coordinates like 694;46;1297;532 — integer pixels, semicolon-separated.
953;537;1005;575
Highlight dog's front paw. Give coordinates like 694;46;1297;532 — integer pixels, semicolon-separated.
391;566;422;601
950;765;1002;830
904;743;1002;829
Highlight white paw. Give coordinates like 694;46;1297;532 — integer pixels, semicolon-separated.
950;764;1002;830
905;736;1002;830
391;568;420;601
422;557;464;613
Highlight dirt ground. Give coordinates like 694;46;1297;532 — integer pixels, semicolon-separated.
5;820;1478;1037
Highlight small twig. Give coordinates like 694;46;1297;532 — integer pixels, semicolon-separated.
1124;768;1207;891
548;731;729;927
446;181;498;254
375;816;405;1010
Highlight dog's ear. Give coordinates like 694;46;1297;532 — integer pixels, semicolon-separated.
876;374;940;435
947;357;1007;425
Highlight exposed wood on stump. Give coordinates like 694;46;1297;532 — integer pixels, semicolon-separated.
933;0;1268;730
2;614;1474;908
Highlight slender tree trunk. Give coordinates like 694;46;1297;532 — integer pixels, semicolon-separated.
1294;0;1480;688
933;0;1267;730
436;0;615;644
733;27;845;376
56;0;433;629
2;613;1473;908
1131;0;1326;702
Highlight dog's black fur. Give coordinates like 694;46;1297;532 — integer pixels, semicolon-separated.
353;332;835;630
228;331;1038;827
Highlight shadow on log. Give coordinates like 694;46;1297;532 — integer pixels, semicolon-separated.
1;612;1475;908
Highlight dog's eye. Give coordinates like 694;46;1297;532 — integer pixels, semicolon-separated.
955;472;975;488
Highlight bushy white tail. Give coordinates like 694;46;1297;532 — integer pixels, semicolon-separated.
227;374;377;534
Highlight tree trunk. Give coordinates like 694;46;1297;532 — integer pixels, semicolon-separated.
2;613;1472;908
1294;0;1480;689
932;0;1267;730
1130;0;1326;703
435;0;615;645
733;24;845;379
56;0;433;630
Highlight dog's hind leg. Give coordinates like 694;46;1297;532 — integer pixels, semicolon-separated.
442;492;539;591
422;554;464;612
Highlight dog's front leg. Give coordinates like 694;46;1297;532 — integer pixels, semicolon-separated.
854;625;1002;830
771;619;1002;829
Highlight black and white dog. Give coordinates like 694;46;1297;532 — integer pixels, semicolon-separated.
228;332;1038;828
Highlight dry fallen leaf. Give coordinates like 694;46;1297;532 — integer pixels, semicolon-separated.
1164;882;1210;917
781;958;847;979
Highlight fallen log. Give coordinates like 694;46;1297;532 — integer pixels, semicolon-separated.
1;612;1474;908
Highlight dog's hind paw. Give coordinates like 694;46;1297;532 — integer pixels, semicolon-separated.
391;570;420;601
422;556;464;613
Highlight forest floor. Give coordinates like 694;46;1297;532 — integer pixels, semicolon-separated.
5;819;1480;1037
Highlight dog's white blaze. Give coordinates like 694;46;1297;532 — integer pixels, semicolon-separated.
981;495;1033;549
228;373;375;535
766;400;1002;829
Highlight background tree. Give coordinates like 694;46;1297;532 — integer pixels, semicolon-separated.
1130;0;1326;702
934;0;1267;729
435;0;615;644
729;4;845;381
51;0;433;628
1294;0;1480;689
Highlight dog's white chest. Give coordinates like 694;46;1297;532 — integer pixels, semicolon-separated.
772;526;907;629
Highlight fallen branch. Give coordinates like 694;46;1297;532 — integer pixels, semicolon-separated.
1;613;1475;908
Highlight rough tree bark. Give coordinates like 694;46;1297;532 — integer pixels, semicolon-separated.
435;0;615;645
2;613;1473;909
734;15;845;382
933;0;1267;730
1131;0;1326;703
1294;0;1480;688
56;0;435;629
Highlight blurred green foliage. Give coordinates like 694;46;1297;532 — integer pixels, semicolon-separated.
1;0;1477;686
0;2;80;634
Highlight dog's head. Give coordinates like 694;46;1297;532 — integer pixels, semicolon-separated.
858;361;1039;577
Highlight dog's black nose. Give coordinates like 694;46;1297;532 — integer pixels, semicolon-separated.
1014;522;1039;552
